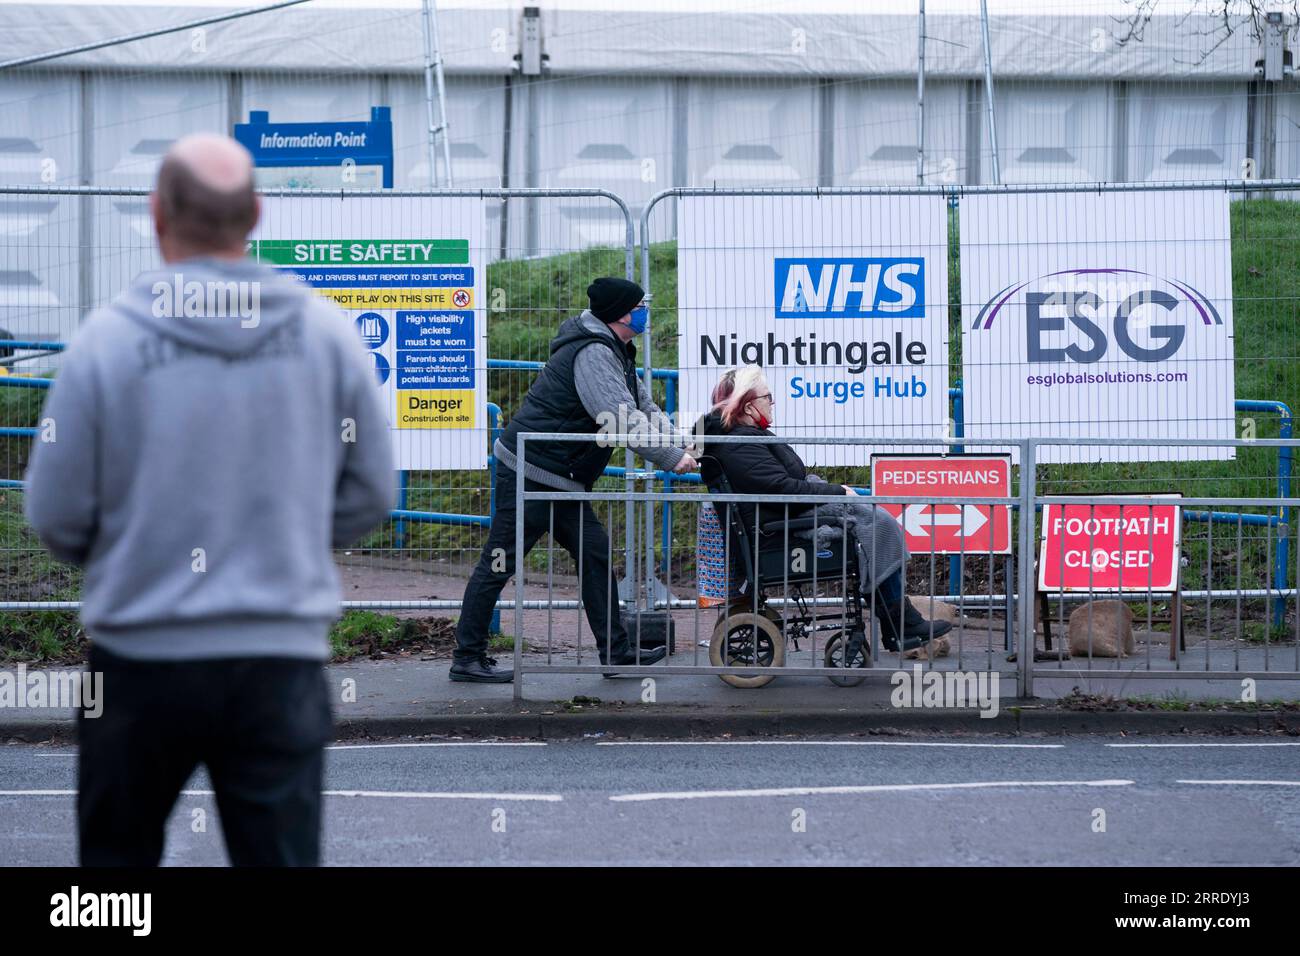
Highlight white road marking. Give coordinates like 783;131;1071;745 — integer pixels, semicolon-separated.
1109;742;1300;748
1176;779;1300;787
609;779;1134;802
322;789;562;801
327;742;547;751
595;740;1062;748
0;789;562;802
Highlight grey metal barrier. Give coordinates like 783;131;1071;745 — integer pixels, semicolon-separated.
1023;437;1300;698
513;432;1300;700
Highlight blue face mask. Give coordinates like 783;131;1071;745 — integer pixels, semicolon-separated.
627;306;649;335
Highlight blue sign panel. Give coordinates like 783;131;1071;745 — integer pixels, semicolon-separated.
235;106;394;188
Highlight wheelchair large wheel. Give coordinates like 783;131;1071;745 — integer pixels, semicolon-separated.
709;612;785;689
824;629;871;687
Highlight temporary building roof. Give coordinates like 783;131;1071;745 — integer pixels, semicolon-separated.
0;0;1276;79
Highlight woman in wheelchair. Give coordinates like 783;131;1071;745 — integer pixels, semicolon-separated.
698;366;951;654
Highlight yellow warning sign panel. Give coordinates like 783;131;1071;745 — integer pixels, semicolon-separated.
310;288;475;310
397;389;475;429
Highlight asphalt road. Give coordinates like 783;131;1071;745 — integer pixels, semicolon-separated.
2;736;1298;865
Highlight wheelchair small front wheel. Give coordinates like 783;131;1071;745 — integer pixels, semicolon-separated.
824;629;871;687
709;612;785;689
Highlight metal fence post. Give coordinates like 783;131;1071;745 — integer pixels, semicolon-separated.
1276;405;1293;628
513;433;528;701
948;381;964;594
660;372;678;574
488;402;502;634
1017;438;1037;697
395;470;408;549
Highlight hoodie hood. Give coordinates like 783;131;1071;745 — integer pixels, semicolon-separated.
120;256;311;357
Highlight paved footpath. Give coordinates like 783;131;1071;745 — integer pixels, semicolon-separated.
3;653;1298;741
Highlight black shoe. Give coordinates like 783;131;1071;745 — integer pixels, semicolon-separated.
876;599;953;652
601;644;668;677
844;628;869;667
449;655;514;683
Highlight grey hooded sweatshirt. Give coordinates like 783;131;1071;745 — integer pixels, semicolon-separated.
24;256;395;662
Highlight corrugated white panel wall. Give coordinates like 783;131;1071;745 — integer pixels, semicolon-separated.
1275;89;1300;181
1126;82;1248;182
390;76;507;190
0;74;80;342
242;74;381;128
995;82;1114;183
92;74;227;311
530;76;673;253
686;79;819;188
833;80;966;185
0;68;1290;344
390;75;507;259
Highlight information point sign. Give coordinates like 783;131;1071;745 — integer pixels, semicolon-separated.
1038;494;1182;593
235;107;394;189
870;455;1012;555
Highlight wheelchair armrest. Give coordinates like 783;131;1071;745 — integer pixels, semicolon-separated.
758;515;819;535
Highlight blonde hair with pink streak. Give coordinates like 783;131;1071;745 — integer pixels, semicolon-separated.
717;365;769;430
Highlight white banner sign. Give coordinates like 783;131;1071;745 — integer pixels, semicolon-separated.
252;196;487;470
960;190;1235;463
677;195;950;466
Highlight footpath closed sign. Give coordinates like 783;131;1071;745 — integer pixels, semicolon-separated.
870;455;1011;555
1038;494;1182;592
251;196;486;470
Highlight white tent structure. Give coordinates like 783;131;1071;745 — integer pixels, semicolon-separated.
0;0;1295;341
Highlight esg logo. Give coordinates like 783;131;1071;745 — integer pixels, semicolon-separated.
972;268;1224;363
775;258;925;319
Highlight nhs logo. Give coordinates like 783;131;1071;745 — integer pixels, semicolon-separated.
775;257;925;319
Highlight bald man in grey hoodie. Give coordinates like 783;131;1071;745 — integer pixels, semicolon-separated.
24;134;394;866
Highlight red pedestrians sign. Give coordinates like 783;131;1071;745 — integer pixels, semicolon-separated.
870;455;1012;555
1038;494;1182;593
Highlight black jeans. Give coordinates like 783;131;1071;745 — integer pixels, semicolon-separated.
455;465;630;664
78;645;332;867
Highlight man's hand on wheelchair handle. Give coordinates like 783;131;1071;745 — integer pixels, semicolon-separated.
674;452;700;474
842;484;862;496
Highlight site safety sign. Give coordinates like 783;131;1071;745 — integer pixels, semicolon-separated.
1038;494;1182;592
869;455;1012;555
251;196;486;470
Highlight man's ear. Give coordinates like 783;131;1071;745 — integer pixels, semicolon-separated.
150;192;165;241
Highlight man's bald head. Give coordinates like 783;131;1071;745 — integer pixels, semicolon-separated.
153;133;258;258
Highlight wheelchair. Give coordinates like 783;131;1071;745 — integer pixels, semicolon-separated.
700;457;873;689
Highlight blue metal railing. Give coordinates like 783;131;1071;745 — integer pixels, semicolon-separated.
2;348;1293;624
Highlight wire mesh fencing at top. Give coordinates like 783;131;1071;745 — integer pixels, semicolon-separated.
0;185;642;615
3;179;1299;633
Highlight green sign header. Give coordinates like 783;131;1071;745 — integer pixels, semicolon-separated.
251;239;469;266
